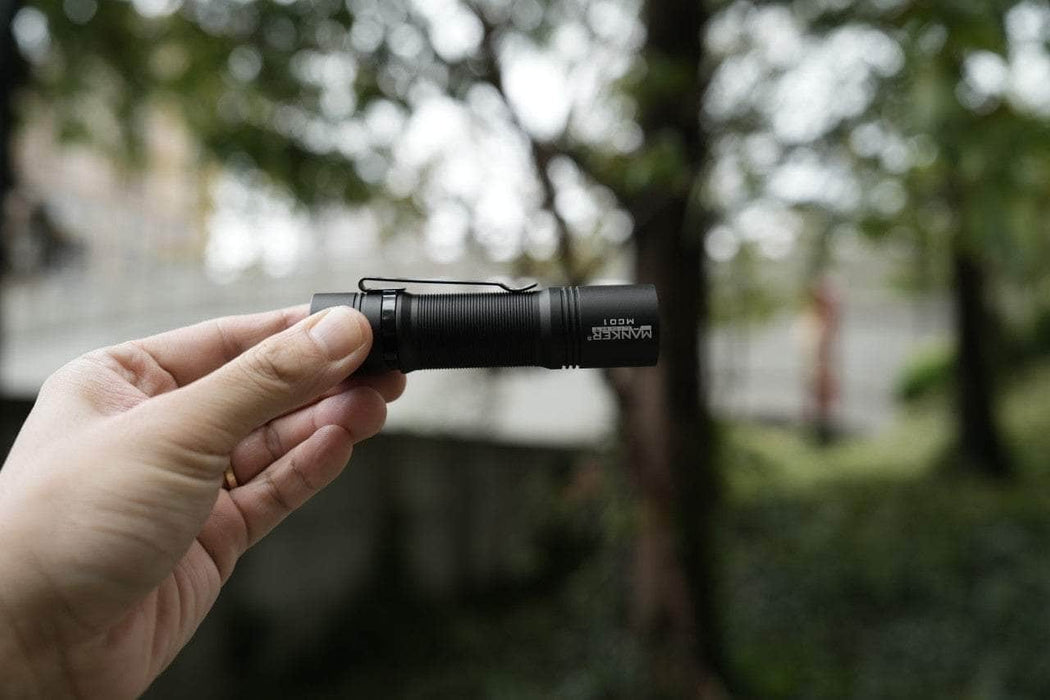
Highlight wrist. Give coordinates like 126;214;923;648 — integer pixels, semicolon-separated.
0;608;59;698
0;530;70;697
0;590;69;698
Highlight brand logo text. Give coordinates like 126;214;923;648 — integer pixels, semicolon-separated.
587;322;653;341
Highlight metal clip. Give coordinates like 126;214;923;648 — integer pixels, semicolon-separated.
357;277;539;293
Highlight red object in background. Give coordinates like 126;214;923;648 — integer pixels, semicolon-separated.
809;277;840;443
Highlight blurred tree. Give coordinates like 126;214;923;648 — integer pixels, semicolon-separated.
838;0;1043;479
473;3;727;690
560;1;727;692
706;0;1050;477
10;0;728;693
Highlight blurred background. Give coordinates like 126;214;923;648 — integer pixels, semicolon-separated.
2;0;1050;697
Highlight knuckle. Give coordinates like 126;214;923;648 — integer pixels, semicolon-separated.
254;343;296;384
261;421;285;462
288;454;321;493
261;470;293;514
241;334;321;392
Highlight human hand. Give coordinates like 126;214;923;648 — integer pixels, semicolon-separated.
0;305;404;698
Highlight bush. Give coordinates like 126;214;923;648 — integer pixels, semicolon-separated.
721;478;1050;699
895;343;955;403
1019;306;1050;360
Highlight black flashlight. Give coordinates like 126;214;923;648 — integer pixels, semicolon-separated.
309;277;659;375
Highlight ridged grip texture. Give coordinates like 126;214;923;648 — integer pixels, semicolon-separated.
404;292;542;370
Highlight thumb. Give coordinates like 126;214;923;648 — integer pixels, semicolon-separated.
154;306;372;456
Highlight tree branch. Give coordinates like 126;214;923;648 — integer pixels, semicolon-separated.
471;12;588;284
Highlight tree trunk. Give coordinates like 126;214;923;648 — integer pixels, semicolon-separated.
951;241;1011;478
605;0;726;695
610;201;724;697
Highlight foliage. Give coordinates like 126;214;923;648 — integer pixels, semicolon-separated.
719;360;1050;698
1013;303;1050;362
809;0;1050;302
723;476;1050;699
893;312;1050;405
895;341;954;403
15;0;649;274
703;0;1050;319
23;0;372;204
711;240;783;324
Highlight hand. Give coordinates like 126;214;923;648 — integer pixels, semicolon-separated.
0;305;404;698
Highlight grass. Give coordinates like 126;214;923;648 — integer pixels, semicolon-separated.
724;361;1050;496
719;361;1050;699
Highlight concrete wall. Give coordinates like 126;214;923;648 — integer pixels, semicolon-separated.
144;432;580;697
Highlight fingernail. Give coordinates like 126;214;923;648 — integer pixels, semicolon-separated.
309;307;365;359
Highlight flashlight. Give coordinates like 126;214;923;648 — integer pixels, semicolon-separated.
310;277;660;374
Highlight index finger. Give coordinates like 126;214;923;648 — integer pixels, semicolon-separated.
131;305;311;387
